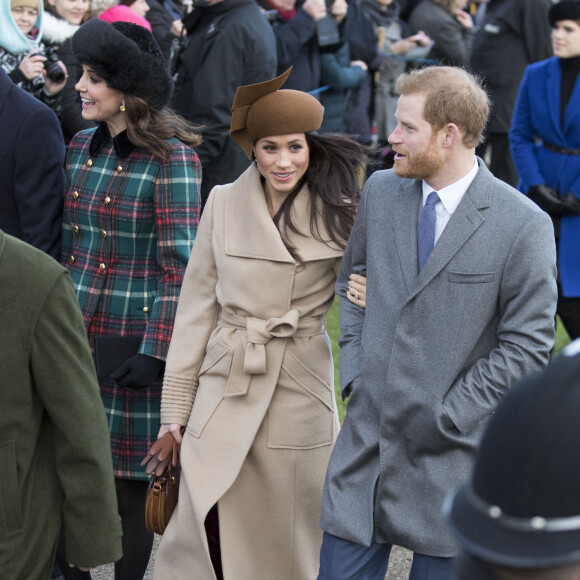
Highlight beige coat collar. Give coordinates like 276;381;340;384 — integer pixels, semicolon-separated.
225;164;344;263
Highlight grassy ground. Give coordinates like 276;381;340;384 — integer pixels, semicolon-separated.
326;298;571;423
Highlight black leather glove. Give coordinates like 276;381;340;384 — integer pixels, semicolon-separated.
561;192;580;217
110;354;165;389
528;184;563;216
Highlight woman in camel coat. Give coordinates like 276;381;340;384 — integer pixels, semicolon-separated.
153;69;367;580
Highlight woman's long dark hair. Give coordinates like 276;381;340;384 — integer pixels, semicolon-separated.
271;132;369;265
124;94;202;160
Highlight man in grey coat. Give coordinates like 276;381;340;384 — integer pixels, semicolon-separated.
318;66;558;580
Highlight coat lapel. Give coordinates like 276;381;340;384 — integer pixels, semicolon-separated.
547;58;564;141
392;178;422;294
407;159;491;301
0;70;11;113
225;165;343;263
564;66;580;138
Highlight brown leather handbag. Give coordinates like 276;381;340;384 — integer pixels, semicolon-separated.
142;432;181;534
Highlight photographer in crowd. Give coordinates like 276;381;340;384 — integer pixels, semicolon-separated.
0;0;66;115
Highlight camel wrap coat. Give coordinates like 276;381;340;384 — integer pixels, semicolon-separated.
154;164;343;580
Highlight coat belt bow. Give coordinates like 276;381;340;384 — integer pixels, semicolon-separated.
244;310;300;374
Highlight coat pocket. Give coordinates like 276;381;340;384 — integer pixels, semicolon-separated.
268;347;335;450
0;440;23;536
187;342;233;438
448;271;495;284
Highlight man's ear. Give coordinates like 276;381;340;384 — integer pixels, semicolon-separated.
441;123;461;148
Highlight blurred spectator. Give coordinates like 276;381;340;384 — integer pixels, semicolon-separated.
319;39;368;133
146;0;185;62
360;0;431;145
99;0;153;29
342;0;381;65
408;0;474;66
0;0;67;115
447;345;580;580
0;230;122;579
256;0;326;92
0;67;64;259
42;0;94;144
471;0;552;188
171;0;276;207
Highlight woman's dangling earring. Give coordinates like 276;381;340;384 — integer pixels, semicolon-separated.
120;102;126;112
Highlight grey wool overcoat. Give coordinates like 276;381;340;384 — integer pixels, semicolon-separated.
321;159;558;557
154;165;343;579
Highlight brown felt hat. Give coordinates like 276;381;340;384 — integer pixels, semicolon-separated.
230;68;324;159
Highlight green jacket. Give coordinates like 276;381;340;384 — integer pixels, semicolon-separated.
0;231;122;579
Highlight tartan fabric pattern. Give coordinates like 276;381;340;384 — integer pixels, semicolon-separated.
61;127;201;479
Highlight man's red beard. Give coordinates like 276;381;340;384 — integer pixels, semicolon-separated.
392;134;445;181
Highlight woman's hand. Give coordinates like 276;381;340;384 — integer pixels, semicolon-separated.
18;53;46;80
158;423;184;445
43;60;68;96
347;273;366;308
351;60;368;71
455;10;473;28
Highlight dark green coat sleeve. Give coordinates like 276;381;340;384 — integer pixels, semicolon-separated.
31;272;123;567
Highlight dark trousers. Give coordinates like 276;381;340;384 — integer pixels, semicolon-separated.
476;133;519;188
558;293;580;340
317;531;454;580
57;478;153;580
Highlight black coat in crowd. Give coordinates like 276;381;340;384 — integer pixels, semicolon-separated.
171;0;276;205
0;67;65;259
470;0;552;134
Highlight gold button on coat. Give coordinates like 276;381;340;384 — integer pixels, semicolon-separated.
99;263;106;271
73;225;80;233
104;197;111;205
101;230;107;238
142;307;150;313
70;256;75;264
117;165;123;173
72;191;79;200
87;159;93;167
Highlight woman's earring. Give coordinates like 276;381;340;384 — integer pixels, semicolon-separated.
120;103;126;112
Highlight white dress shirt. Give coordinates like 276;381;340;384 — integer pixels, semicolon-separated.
421;159;479;244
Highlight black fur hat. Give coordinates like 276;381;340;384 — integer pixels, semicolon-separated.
549;0;580;27
72;19;172;110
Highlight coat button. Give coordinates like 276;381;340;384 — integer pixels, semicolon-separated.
72;191;79;200
117;165;123;173
101;230;107;238
99;263;106;271
70;256;75;264
142;307;150;313
73;225;80;234
104;197;111;205
87;159;93;167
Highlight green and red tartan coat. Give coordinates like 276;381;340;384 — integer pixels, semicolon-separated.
61;124;201;480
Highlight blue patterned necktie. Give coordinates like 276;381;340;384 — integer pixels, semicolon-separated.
418;191;440;272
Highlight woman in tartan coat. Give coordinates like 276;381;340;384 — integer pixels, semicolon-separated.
59;19;201;580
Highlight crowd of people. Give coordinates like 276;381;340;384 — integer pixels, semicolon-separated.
2;0;580;579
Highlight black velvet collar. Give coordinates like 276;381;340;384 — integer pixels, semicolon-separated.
89;122;136;159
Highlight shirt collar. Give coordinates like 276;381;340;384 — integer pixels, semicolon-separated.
421;158;479;214
89;122;136;159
